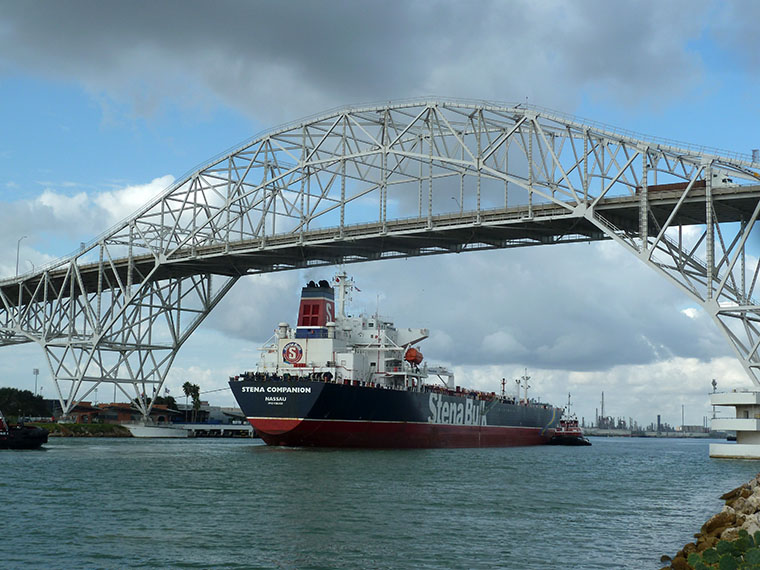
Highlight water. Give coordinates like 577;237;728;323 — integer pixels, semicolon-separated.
2;437;759;569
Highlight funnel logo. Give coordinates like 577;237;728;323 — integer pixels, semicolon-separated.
282;342;303;364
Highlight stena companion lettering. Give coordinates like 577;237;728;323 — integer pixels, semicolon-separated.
427;393;487;426
241;386;312;394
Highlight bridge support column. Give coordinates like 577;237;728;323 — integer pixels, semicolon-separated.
588;176;760;456
30;270;238;422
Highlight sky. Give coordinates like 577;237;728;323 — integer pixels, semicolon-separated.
1;0;760;427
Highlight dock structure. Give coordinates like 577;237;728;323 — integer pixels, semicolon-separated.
179;423;255;438
710;392;760;459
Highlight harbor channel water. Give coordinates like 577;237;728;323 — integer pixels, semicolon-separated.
3;436;759;569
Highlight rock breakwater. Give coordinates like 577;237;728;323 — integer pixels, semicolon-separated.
661;473;760;569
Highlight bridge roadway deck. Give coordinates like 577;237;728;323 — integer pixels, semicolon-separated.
2;185;759;306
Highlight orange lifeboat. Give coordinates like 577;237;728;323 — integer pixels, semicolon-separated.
404;347;423;365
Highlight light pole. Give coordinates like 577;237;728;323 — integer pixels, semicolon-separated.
33;368;39;395
15;235;27;277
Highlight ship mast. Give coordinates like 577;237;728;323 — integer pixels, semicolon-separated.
334;271;351;319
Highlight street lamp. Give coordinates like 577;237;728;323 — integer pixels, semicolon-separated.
33;368;39;395
15;235;27;277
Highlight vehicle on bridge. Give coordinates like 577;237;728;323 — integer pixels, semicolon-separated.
635;171;738;194
229;274;561;448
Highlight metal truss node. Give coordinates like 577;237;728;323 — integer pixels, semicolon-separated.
0;98;758;418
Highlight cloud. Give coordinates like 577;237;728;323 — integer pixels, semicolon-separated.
36;189;90;222
0;175;175;277
709;1;760;72
481;330;528;358
204;272;303;342
682;307;700;319
0;0;717;124
93;174;174;223
438;354;749;427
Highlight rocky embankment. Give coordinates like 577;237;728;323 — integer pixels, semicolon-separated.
661;473;760;569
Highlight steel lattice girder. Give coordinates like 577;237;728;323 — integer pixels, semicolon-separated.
0;98;759;416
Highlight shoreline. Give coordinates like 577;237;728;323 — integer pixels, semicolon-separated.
661;473;760;569
31;422;132;437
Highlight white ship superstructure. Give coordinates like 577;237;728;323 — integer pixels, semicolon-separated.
256;273;451;390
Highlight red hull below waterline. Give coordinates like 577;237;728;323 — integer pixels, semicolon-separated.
249;418;553;448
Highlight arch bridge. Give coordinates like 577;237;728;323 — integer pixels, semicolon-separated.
1;99;759;418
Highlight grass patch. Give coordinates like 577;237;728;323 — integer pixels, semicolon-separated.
30;422;132;437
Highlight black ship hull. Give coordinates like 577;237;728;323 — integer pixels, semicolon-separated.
230;378;559;448
548;434;591;446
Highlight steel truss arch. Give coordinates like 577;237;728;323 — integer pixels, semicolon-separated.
1;98;759;417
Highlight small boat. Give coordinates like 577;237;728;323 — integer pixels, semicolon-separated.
0;410;49;450
548;394;591;446
121;423;189;438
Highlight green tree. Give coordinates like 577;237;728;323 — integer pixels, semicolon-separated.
0;387;49;418
190;384;201;422
153;395;178;410
182;382;200;422
182;382;193;422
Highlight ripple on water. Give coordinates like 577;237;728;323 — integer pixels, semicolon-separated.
2;437;759;569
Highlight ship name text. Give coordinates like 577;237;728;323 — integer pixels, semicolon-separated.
428;393;487;426
241;386;312;394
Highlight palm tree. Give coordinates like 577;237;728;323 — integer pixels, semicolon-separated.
182;382;193;422
190;385;201;423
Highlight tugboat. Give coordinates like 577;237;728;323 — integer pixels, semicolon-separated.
229;273;561;448
0;410;49;450
548;394;591;446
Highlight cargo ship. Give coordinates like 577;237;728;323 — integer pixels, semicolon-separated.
229;274;560;448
